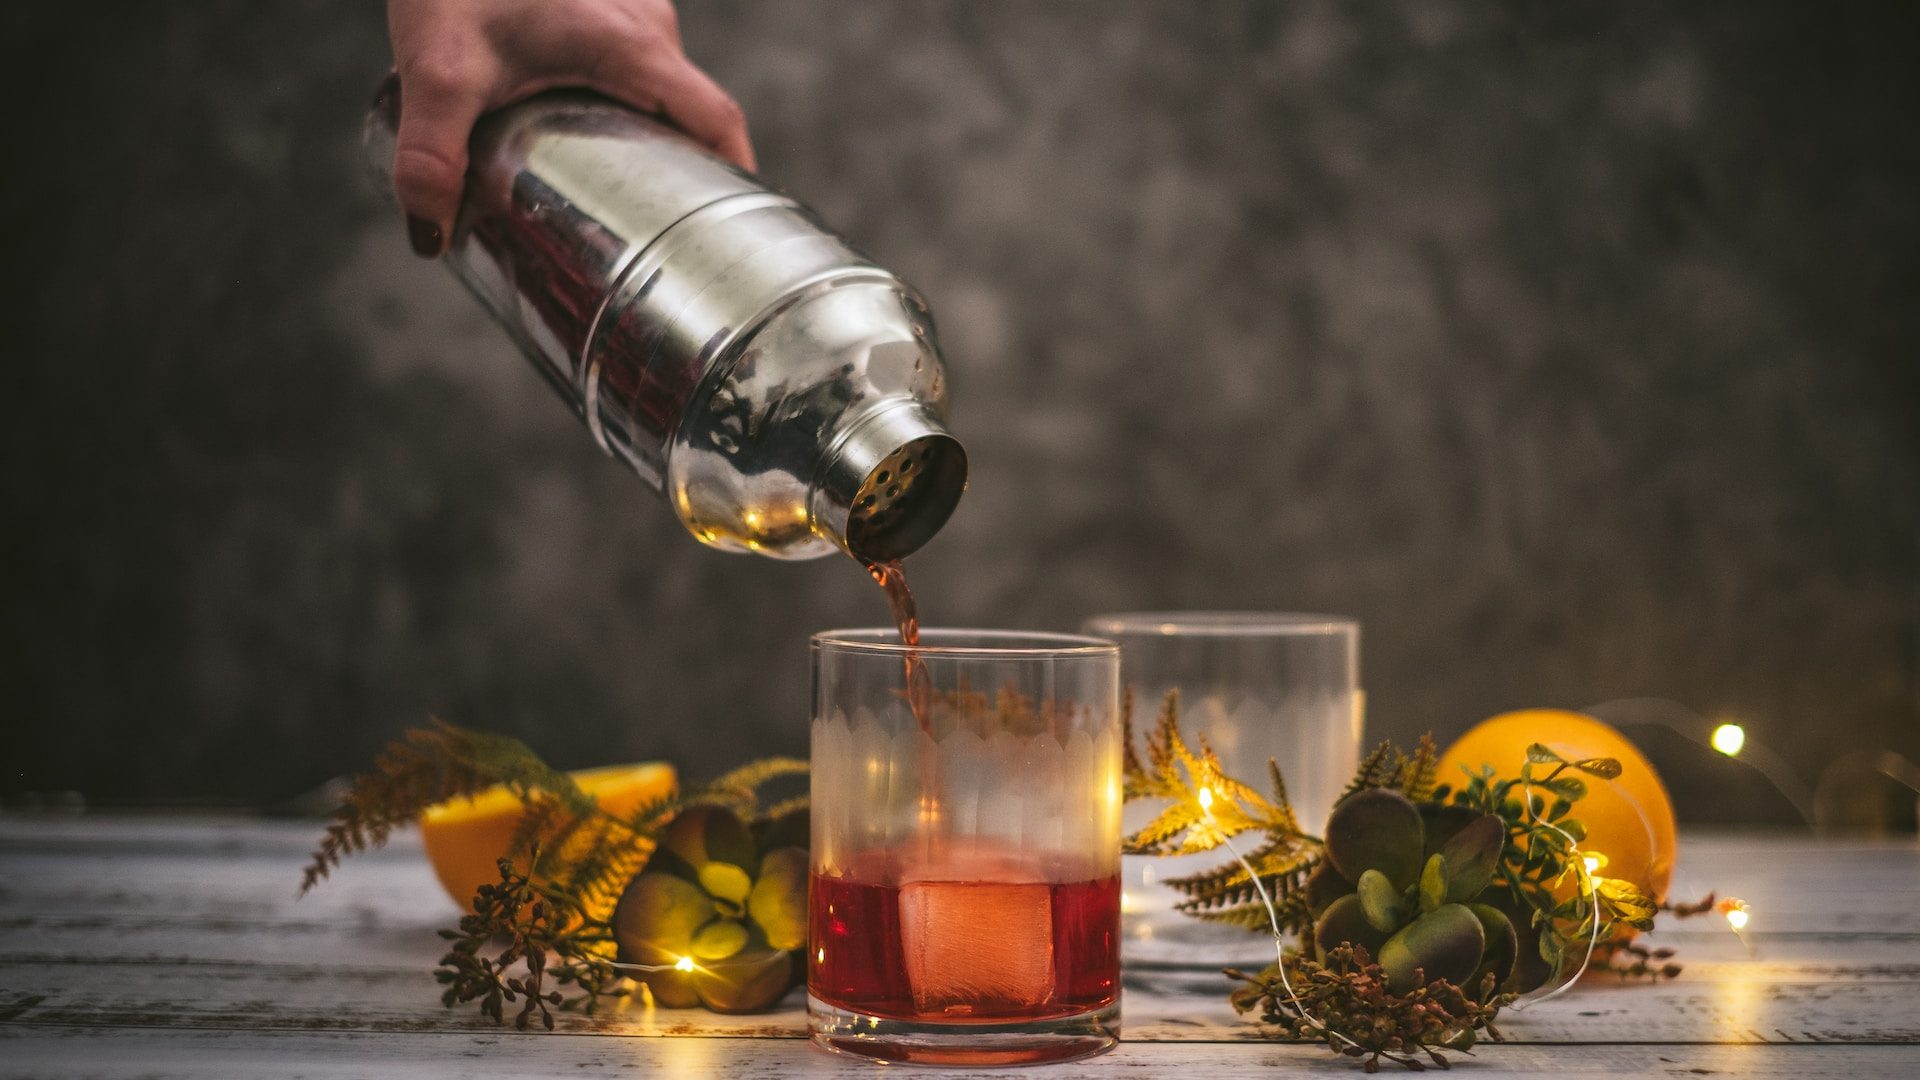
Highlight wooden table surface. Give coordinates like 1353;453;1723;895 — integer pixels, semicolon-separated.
2;817;1917;1077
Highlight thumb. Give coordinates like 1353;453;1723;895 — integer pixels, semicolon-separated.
391;60;493;256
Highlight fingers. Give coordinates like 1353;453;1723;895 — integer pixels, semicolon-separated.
595;52;756;173
391;56;494;256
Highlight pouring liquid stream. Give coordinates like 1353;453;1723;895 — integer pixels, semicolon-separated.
867;560;932;735
867;558;948;865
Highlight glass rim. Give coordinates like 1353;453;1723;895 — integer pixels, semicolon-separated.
1080;611;1358;638
811;627;1119;658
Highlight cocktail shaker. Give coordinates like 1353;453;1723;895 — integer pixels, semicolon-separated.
365;77;966;562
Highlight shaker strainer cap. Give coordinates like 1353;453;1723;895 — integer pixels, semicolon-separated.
815;401;968;563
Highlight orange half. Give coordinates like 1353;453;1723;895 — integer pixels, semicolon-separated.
419;761;678;914
1438;709;1677;912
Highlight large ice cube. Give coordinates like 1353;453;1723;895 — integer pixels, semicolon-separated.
899;880;1055;1013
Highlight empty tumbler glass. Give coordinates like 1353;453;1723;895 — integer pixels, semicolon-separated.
808;629;1122;1066
1081;612;1362;966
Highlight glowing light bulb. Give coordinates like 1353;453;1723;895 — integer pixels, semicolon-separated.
1197;786;1215;816
1711;723;1746;757
1720;896;1752;931
1583;855;1600;874
674;955;695;972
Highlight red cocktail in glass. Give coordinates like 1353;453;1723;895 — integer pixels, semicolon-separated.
808;630;1122;1066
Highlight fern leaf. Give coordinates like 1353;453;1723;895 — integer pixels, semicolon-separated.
617;792;686;838
1179;900;1276;931
1199;740;1276;821
457;727;594;817
760;793;811;822
554;817;653;921
1166;835;1317;891
705;755;809;796
1336;740;1400;805
1396;734;1441;802
506;794;567;869
1163;836;1321;917
1147;691;1188;792
691;756;809;817
1178;892;1313;936
1124;801;1206;855
1120;688;1146;789
1265;759;1303;837
300;720;583;895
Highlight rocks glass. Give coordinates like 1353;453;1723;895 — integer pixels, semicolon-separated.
808;629;1122;1066
1081;612;1362;966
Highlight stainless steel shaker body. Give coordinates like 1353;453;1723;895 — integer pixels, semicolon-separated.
366;79;965;562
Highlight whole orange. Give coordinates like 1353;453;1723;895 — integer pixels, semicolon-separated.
1437;709;1676;906
419;761;677;915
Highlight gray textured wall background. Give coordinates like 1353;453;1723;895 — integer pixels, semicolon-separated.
4;2;1915;821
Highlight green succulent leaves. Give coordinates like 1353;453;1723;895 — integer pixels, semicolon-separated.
1465;902;1520;992
748;847;809;951
1310;786;1514;994
611;872;713;965
692;919;750;960
1314;893;1390;960
612;805;807;1012
1436;814;1503;903
1358;869;1409;931
1325;788;1425;890
699;864;754;907
1418;854;1448;914
1378;904;1485;993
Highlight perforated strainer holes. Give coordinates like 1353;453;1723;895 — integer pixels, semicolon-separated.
850;442;933;536
844;433;966;562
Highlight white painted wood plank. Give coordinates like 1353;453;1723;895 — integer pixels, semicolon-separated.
3;1026;1918;1079
4;955;1915;1045
6;821;1916;934
9;902;1912;973
5;822;1917;941
5;817;1918;1055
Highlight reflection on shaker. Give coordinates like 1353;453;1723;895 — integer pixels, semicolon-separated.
364;78;966;563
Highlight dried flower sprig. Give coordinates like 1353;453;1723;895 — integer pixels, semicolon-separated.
434;847;631;1029
1227;945;1513;1073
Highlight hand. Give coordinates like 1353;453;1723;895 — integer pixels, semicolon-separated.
387;0;755;256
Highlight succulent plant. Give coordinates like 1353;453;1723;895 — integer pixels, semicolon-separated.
1306;788;1516;995
612;804;808;1012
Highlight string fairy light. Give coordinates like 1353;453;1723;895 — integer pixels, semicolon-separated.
1718;896;1755;956
604;955;700;975
1197;785;1370;1057
1722;899;1749;930
1584;698;1816;827
1186;745;1751;1039
1506;770;1604;1011
1710;723;1746;758
604;950;795;977
1194;765;1621;1018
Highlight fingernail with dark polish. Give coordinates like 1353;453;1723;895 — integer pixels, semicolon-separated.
407;214;444;258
